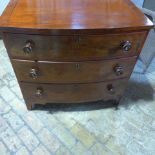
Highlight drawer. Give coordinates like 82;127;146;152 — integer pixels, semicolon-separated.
12;57;136;83
20;78;128;104
4;32;146;61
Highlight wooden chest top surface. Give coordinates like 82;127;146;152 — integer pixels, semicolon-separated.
0;0;153;33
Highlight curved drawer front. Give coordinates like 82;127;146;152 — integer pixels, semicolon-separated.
20;78;128;104
12;57;136;83
5;32;146;61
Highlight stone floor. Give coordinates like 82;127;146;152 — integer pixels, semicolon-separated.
0;39;155;155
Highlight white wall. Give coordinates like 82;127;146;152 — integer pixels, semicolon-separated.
132;0;144;7
0;0;10;16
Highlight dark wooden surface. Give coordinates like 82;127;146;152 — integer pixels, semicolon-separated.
20;78;128;106
12;57;137;83
0;0;153;35
4;32;146;61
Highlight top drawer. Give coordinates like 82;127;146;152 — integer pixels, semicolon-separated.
4;32;146;61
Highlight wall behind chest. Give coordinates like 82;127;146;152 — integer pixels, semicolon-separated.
132;0;144;7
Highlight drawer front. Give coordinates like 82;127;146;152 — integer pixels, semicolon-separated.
12;57;136;83
5;32;146;61
20;78;128;104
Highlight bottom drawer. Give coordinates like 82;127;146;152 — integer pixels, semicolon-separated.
20;78;129;104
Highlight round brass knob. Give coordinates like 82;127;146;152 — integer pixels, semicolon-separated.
114;65;124;76
23;41;34;54
122;41;132;52
107;84;115;94
35;87;43;97
29;68;39;79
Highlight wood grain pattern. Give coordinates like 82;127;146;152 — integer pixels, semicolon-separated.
0;0;17;26
12;57;137;84
4;32;146;61
20;78;128;106
0;0;153;35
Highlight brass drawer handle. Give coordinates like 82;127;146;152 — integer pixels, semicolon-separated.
23;40;34;54
75;36;81;43
29;68;39;79
75;63;80;70
122;41;132;52
114;64;124;76
75;36;81;48
35;87;43;97
107;84;115;94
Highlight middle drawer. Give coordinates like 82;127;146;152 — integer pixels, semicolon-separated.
12;57;137;84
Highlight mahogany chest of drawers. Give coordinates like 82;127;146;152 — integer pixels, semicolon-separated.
0;0;153;110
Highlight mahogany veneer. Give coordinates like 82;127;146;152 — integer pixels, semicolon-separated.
0;0;153;110
20;78;128;106
4;32;146;61
12;57;137;83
